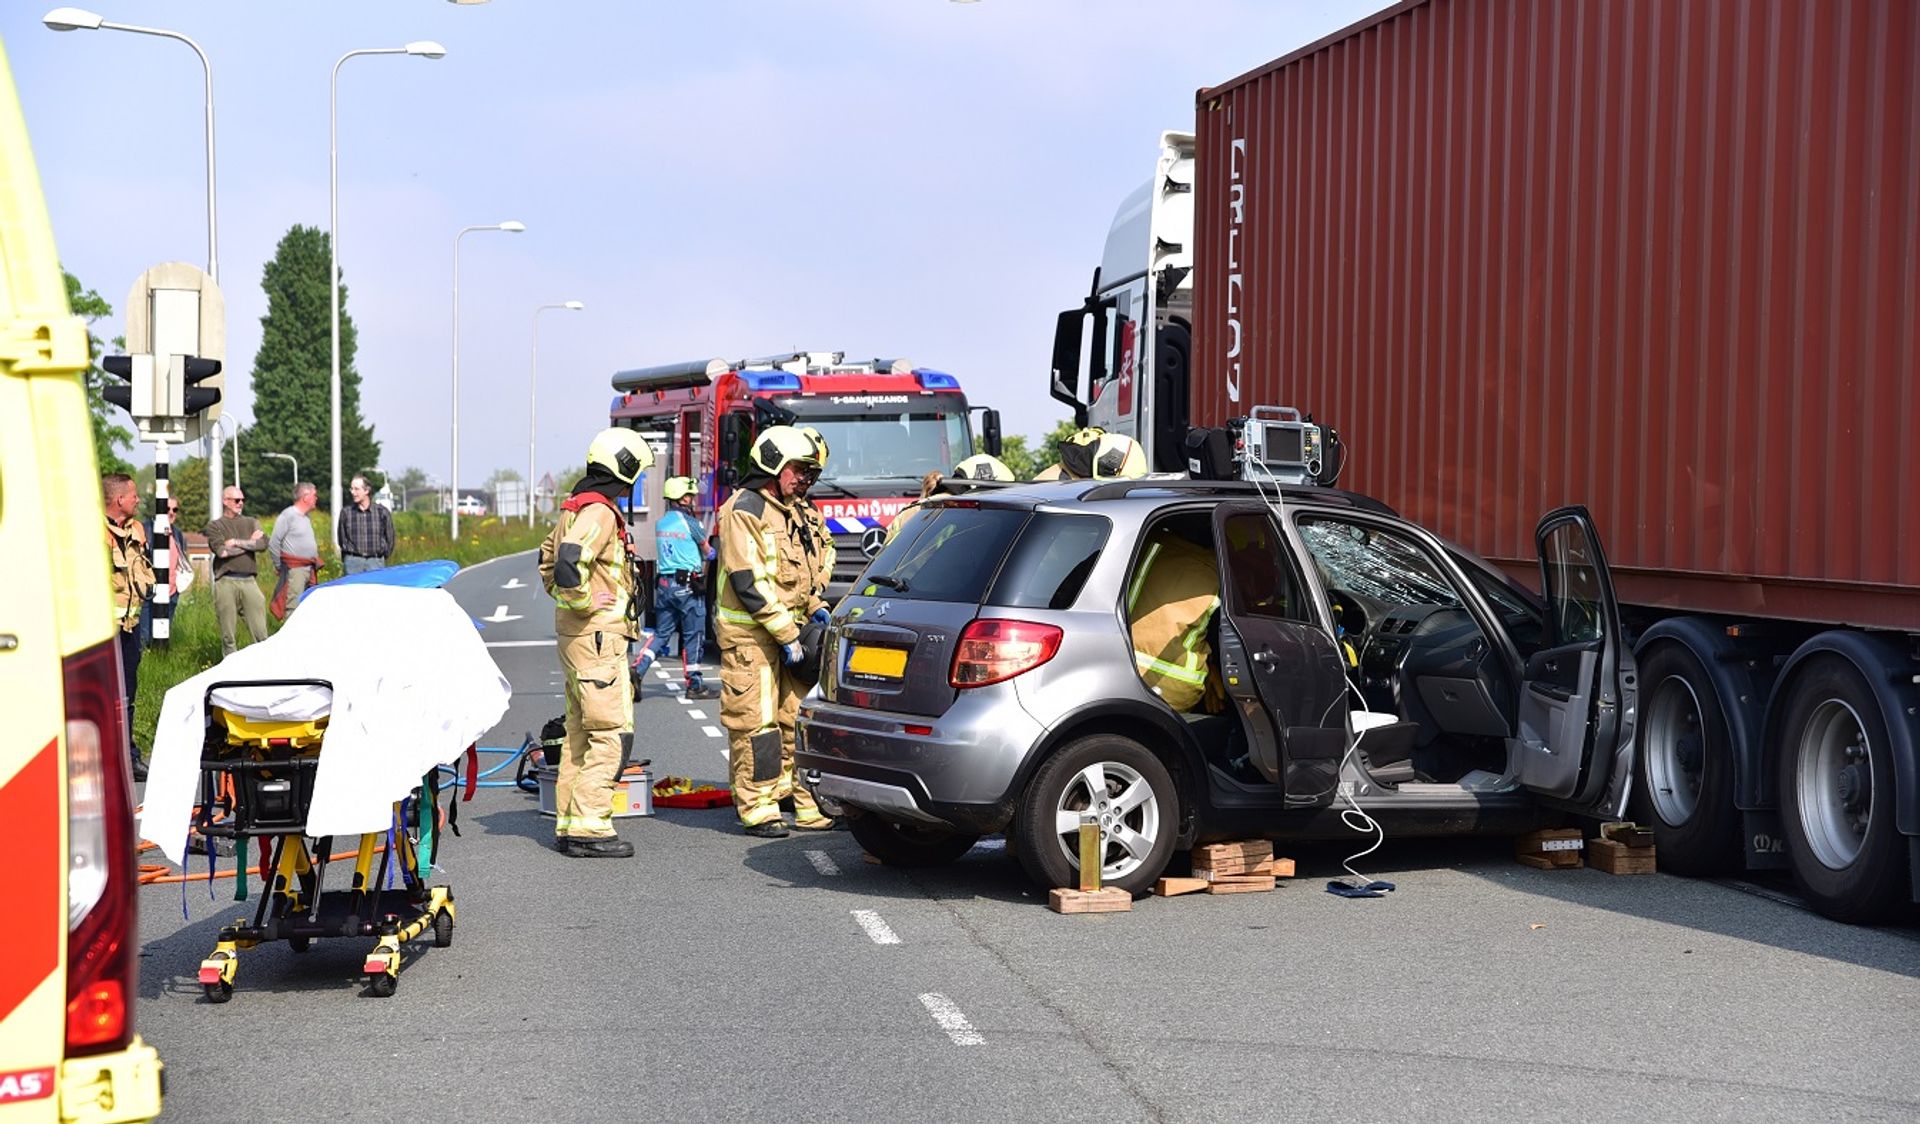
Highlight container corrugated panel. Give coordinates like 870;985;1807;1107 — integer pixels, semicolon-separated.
1192;0;1919;627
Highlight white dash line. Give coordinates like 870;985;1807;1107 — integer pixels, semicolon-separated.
850;909;900;945
805;850;840;876
676;695;693;705
655;669;672;679
686;708;707;720
701;725;722;739
918;993;984;1046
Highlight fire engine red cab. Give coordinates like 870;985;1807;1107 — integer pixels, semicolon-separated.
609;352;1000;595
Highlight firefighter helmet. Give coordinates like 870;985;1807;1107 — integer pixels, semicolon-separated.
586;427;655;484
748;425;825;478
952;454;1014;482
1058;427;1146;480
797;425;831;467
663;475;698;502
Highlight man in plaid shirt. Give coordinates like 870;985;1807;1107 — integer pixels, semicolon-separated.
339;474;395;573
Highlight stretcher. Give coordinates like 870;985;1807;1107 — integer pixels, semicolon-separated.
191;678;456;1002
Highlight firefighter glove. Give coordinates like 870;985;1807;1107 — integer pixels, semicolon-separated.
782;640;805;666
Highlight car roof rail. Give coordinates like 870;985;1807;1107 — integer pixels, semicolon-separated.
1075;478;1398;515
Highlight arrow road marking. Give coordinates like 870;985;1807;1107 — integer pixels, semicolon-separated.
501;577;526;589
482;605;523;623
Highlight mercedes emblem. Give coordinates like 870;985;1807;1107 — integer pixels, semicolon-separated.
860;526;888;558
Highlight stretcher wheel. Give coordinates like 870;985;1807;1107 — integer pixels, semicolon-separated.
368;973;397;998
203;980;233;1004
289;936;311;954
432;911;453;948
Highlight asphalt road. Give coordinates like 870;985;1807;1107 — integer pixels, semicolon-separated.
135;551;1920;1122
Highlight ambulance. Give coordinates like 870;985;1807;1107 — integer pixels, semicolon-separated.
0;39;165;1124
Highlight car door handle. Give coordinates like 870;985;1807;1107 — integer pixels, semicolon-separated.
1252;650;1276;669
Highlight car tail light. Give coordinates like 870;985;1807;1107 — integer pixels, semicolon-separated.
64;639;137;1054
950;619;1063;688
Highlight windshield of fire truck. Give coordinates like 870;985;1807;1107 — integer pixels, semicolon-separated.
788;406;972;480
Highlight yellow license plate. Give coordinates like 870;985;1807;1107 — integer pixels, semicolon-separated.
847;645;908;679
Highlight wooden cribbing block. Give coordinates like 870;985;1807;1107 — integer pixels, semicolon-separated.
1154;877;1210;897
1190;840;1274;875
1514;828;1584;869
1205;875;1276;895
1049;887;1133;913
1194;856;1297;881
1588;837;1657;875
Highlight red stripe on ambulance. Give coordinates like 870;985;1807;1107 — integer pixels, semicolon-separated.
0;740;59;1023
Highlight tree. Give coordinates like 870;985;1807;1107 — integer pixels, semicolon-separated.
245;225;379;501
166;454;209;522
64;270;135;475
1036;419;1080;474
484;467;524;488
995;434;1037;480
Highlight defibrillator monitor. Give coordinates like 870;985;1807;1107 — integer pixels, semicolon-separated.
1242;406;1323;484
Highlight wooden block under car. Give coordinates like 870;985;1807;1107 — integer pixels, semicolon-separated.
1190;840;1274;875
1153;877;1211;897
1205;875;1277;895
1049;887;1134;913
1588;837;1658;875
1514;828;1585;869
1193;857;1297;881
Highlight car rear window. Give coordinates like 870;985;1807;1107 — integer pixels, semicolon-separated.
988;513;1110;610
859;505;1029;603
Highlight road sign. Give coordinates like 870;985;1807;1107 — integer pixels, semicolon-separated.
124;262;225;443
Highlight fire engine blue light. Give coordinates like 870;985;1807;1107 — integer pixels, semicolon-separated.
739;369;802;391
915;369;960;389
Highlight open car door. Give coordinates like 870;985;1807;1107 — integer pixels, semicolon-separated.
1512;506;1637;816
1209;504;1349;808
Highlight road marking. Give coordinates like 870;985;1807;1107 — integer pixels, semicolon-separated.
701;725;722;739
485;640;552;648
677;695;692;705
687;708;707;720
805;850;840;876
918;993;984;1046
851;909;900;945
501;577;526;589
482;604;523;623
655;669;671;680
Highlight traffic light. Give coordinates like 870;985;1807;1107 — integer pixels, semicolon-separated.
99;354;145;415
181;355;222;416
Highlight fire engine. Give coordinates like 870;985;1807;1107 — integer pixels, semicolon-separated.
609;352;1000;595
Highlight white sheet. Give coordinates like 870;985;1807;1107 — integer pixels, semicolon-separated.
140;583;513;867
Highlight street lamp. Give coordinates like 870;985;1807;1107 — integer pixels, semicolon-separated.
451;220;525;537
44;8;219;282
530;300;585;526
331;40;445;553
262;451;298;502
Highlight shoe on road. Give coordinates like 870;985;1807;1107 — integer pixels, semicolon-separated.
683;685;720;700
564;838;635;858
130;756;148;782
743;821;790;839
790;817;837;832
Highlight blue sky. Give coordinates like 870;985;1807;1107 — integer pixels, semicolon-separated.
6;0;1392;485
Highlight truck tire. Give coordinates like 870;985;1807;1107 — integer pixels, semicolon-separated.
1774;656;1908;923
1630;642;1741;874
847;814;979;868
1012;734;1177;896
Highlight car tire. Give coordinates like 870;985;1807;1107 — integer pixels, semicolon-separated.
1012;733;1178;896
1629;642;1741;874
847;814;979;868
1775;656;1907;924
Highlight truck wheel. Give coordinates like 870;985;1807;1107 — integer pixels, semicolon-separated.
1630;643;1741;874
1012;734;1177;896
1775;656;1907;923
847;815;979;868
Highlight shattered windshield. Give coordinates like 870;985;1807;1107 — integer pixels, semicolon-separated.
1295;517;1462;608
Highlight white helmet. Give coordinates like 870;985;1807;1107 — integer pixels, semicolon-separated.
586;427;655;485
952;454;1014;482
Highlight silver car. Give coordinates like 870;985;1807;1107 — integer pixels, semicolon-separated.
797;478;1636;895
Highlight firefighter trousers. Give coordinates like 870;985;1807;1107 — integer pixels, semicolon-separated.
556;629;632;839
720;636;826;827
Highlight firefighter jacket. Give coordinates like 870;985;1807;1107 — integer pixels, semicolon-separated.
1127;533;1221;714
107;516;154;634
800;500;835;602
715;486;821;648
539;496;638;638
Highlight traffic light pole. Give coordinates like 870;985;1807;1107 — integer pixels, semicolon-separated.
151;440;174;644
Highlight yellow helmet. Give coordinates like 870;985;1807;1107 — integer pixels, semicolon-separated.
952;454;1013;482
586;427;655;484
1060;429;1146;480
749;425;825;478
797;425;831;467
663;475;698;502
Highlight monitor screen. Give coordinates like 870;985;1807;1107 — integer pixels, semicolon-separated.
1259;422;1304;465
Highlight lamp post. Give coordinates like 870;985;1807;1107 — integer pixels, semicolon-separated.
262;451;298;502
530;300;585;526
331;41;445;554
451;221;525;537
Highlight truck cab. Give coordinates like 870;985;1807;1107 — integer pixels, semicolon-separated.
610;352;1000;597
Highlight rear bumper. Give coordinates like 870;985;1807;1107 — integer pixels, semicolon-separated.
795;686;1043;834
59;1035;164;1123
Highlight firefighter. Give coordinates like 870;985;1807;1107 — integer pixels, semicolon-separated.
795;425;836;604
716;425;834;837
1033;426;1141;481
1127;526;1222;713
656;475;718;700
538;427;654;858
103;473;154;780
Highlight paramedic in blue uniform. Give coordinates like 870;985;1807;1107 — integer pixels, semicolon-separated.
656;476;718;699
